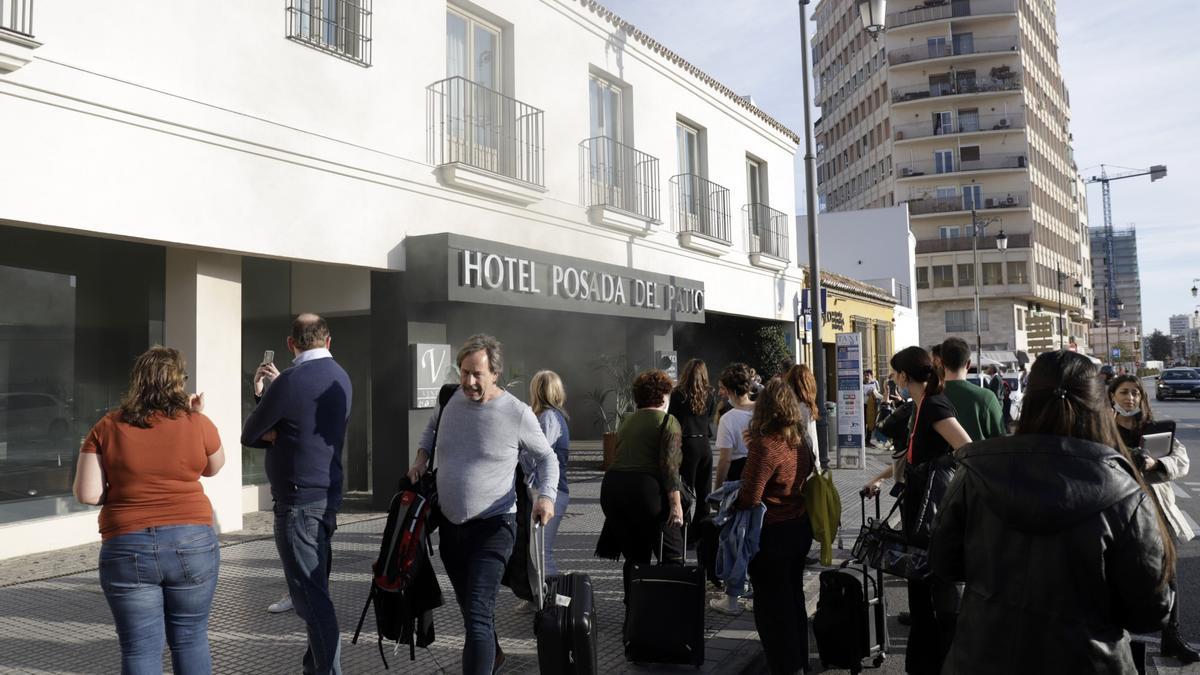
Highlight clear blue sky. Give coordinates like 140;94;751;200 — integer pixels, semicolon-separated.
600;0;1200;335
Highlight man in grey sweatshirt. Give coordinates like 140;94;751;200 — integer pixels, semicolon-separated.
407;334;558;675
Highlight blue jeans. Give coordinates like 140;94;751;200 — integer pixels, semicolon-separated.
543;491;570;576
439;513;516;675
99;524;219;675
274;499;341;675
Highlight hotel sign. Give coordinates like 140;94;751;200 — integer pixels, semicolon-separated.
406;234;706;323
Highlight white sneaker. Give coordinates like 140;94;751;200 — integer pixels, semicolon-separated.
709;595;742;615
267;595;293;613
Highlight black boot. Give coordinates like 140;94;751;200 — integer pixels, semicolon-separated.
1162;625;1200;664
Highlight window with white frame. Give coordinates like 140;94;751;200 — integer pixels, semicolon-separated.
939;226;961;239
946;309;989;332
932;265;954;288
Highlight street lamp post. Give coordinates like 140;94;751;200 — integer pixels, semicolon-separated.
970;209;1005;367
798;0;829;468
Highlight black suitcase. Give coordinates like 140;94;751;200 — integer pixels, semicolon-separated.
624;526;705;667
813;495;888;674
532;523;599;674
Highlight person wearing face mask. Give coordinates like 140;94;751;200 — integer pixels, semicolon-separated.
863;346;972;675
1109;374;1198;664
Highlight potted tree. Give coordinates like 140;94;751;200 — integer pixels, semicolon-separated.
586;354;637;469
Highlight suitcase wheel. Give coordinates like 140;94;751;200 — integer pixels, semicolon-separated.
873;654;886;667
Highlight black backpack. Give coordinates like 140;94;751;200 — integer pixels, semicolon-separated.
351;384;457;668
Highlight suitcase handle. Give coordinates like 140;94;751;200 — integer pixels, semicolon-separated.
533;522;547;610
657;523;689;565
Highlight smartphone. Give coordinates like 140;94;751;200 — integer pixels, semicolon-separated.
261;350;274;366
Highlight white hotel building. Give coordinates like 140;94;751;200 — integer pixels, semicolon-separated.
0;0;803;556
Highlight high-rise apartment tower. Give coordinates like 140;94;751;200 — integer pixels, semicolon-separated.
812;0;1090;354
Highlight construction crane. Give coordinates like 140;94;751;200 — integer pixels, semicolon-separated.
1084;164;1167;324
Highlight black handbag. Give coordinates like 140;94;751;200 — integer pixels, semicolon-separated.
904;453;956;549
851;498;931;581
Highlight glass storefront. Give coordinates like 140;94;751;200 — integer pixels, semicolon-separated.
0;225;164;524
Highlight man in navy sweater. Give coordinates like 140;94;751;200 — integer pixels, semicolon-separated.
242;313;352;675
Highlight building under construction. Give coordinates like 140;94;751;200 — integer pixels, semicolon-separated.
1089;225;1143;353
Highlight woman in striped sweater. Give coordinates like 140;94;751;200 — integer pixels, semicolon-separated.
735;378;814;674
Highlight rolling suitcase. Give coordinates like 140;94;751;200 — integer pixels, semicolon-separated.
532;523;599;674
813;494;888;674
624;526;705;667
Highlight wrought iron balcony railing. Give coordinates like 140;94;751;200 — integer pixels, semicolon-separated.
894;111;1025;141
886;0;1017;29
579;137;660;222
1;0;32;36
744;203;790;261
890;74;1022;103
670;174;732;244
285;0;372;65
426;76;545;188
904;190;1028;215
888;35;1018;67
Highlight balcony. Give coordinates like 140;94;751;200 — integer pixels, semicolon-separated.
888;35;1018;67
579;137;660;235
891;74;1021;104
426;76;546;204
896;153;1026;179
744;204;791;270
915;232;1030;254
0;0;37;73
886;0;1018;29
670;174;732;256
894;111;1025;142
904;190;1029;216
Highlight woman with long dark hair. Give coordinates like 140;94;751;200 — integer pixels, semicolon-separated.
668;358;717;528
930;351;1174;673
736;379;814;674
864;346;970;675
73;346;226;674
1109;374;1198;664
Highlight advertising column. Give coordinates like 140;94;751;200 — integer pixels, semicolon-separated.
835;332;865;468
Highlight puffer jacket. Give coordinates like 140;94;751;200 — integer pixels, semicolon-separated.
929;434;1172;675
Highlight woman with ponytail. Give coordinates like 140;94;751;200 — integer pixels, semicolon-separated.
864;346;970;675
929;350;1173;674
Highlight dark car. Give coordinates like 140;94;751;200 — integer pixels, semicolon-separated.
1156;368;1200;401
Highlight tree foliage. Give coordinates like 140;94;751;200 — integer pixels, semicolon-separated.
1148;330;1173;361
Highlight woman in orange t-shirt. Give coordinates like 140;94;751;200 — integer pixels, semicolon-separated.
73;346;225;675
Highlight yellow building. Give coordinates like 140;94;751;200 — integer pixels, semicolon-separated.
802;270;898;397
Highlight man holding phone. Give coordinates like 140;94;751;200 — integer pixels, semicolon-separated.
242;313;352;675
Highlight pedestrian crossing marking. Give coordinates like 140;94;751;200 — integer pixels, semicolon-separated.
1172;483;1190;499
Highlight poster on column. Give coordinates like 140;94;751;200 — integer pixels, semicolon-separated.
835;332;865;467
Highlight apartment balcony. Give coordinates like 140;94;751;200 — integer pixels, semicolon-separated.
891;74;1021;105
579;137;660;235
0;0;38;73
915;232;1030;254
896;152;1026;180
904;191;1029;217
894;111;1024;143
426;76;546;205
744;203;791;270
670;174;732;257
888;35;1018;68
886;0;1018;30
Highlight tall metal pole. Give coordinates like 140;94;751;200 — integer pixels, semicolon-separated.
1057;264;1065;350
972;208;982;369
1103;285;1112;366
798;0;828;469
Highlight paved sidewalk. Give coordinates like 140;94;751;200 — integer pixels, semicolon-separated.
0;445;889;674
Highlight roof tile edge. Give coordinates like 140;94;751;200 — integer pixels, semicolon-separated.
579;0;802;145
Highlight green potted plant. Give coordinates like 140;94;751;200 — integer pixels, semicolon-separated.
587;354;637;469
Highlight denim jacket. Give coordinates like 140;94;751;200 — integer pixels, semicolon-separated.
707;480;766;595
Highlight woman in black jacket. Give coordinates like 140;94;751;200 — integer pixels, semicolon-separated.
930;351;1174;674
668;358;716;529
